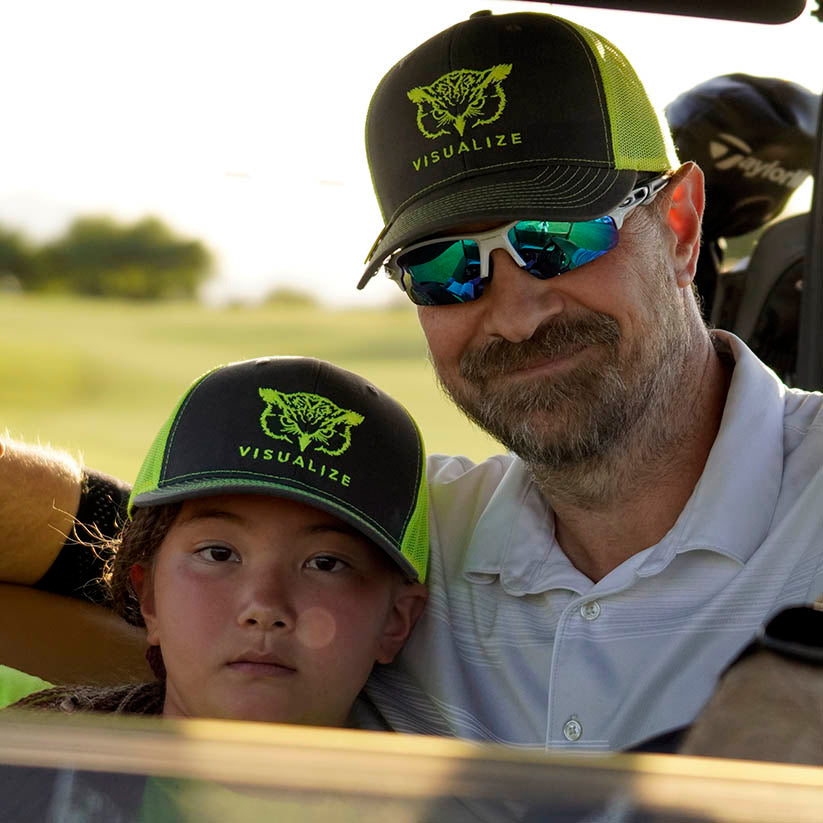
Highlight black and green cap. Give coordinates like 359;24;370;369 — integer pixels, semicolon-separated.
129;357;428;582
359;10;676;288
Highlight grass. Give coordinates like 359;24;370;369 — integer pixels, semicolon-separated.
1;294;500;481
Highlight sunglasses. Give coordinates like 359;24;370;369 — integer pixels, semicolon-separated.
385;175;670;306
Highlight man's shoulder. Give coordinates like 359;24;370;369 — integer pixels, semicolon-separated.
782;386;823;464
424;452;531;527
426;452;520;488
716;331;823;454
783;385;823;428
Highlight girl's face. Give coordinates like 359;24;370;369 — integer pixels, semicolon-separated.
131;494;425;726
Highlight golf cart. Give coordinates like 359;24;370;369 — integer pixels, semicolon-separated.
1;2;823;821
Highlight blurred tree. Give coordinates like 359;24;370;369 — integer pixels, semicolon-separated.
0;226;37;290
35;216;213;300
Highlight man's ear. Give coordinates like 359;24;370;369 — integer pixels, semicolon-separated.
665;161;705;289
376;582;428;664
129;563;160;646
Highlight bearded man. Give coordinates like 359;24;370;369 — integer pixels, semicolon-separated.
351;10;823;752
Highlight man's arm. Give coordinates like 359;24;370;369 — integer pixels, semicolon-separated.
0;435;83;584
0;584;151;684
0;437;148;682
679;648;823;765
0;437;149;682
0;435;131;601
680;607;823;765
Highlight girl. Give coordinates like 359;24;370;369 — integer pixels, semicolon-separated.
9;355;428;727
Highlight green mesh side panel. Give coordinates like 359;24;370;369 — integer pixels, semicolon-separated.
573;23;677;172
128;367;219;517
399;418;429;583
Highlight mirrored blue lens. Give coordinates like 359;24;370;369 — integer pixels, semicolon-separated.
508;218;618;280
397;239;484;305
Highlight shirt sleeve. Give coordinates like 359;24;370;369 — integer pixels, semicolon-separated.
33;469;132;603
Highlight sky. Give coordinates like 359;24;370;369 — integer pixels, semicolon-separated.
1;0;821;306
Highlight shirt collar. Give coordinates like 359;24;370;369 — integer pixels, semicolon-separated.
636;331;785;574
462;458;594;595
462;332;786;590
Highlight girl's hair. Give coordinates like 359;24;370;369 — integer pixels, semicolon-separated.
12;505;183;713
103;502;181;627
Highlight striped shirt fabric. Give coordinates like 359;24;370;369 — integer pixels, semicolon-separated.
362;332;823;751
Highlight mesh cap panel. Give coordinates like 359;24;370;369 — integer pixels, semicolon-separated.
130;368;216;506
574;25;675;172
398;420;429;583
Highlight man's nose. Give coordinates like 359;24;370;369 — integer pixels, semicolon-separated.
480;248;564;342
237;574;296;630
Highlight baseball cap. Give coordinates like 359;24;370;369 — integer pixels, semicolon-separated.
129;357;428;582
666;73;819;239
359;10;676;288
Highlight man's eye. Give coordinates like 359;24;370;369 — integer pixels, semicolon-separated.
196;546;238;563
306;555;348;573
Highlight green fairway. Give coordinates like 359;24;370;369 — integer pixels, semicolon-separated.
1;294;500;481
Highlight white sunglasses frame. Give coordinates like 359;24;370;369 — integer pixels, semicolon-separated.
385;174;671;289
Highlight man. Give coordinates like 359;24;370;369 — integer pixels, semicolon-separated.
353;10;823;752
3;10;823;755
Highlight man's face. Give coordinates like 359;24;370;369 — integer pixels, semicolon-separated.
136;494;411;726
417;205;692;469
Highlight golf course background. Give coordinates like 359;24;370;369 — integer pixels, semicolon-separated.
2;294;500;480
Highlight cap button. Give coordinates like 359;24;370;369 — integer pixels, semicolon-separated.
470;10;493;18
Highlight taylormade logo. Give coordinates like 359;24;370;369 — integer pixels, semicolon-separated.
709;133;809;189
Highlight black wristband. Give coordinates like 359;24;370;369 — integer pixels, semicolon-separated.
34;468;132;603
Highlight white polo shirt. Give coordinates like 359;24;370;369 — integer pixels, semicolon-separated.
362;333;823;751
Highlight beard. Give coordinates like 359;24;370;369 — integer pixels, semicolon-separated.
434;305;689;477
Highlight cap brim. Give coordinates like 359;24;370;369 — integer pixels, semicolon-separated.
359;164;637;288
130;477;421;582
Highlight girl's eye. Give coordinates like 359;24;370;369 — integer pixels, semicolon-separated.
196;545;238;563
306;555;349;573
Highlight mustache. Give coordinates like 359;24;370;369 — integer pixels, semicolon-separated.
460;313;621;384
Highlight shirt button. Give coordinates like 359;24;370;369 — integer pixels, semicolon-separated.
563;716;583;742
579;600;601;620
